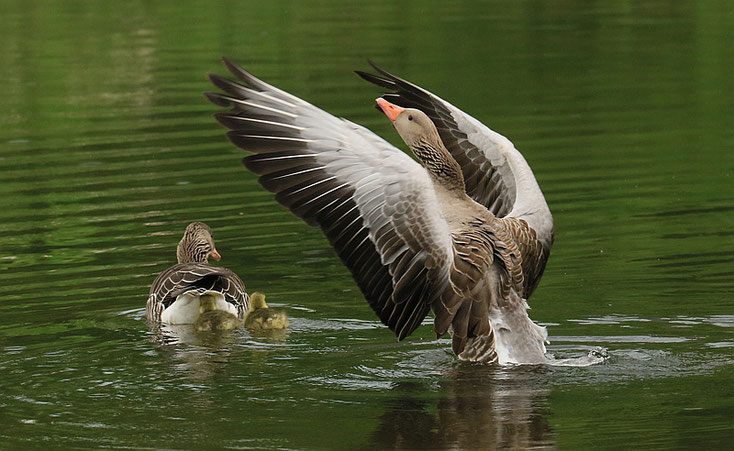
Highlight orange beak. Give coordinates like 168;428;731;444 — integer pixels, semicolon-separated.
210;248;222;261
376;98;404;123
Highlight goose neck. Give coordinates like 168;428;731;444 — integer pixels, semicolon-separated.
411;138;466;193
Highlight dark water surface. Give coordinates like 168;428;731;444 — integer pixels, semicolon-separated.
1;1;733;449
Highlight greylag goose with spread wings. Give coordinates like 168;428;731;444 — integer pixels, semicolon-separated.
147;222;249;326
206;59;554;363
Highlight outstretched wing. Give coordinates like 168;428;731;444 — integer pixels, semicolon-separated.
147;263;249;319
206;58;460;340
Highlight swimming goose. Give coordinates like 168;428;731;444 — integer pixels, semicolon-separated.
146;222;249;326
206;59;554;364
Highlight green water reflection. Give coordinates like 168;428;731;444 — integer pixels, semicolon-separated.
1;1;732;449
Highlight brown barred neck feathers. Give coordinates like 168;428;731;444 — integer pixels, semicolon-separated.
376;100;465;193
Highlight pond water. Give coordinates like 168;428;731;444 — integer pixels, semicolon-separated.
1;1;733;449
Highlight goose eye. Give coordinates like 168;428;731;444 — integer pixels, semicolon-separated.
408;114;413;121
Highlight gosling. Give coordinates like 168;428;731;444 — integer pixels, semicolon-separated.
244;292;289;331
194;294;243;331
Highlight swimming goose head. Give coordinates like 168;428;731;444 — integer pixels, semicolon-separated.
376;98;465;192
176;222;221;264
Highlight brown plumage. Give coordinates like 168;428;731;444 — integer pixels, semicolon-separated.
146;222;249;324
206;59;554;363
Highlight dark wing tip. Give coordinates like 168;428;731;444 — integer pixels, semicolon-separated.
213;111;235;128
209;72;235;91
221;56;239;73
367;59;401;82
366;58;386;75
220;57;261;86
355;67;398;92
205;91;231;107
355;70;387;86
358;61;424;99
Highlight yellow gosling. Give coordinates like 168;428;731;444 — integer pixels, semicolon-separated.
194;294;243;331
199;294;218;314
195;310;243;331
244;292;289;331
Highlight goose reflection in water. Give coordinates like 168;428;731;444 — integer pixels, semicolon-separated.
147;321;288;383
147;323;242;382
365;369;553;450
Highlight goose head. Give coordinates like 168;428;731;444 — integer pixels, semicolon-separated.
248;292;268;313
376;98;442;148
176;222;222;264
376;98;465;192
